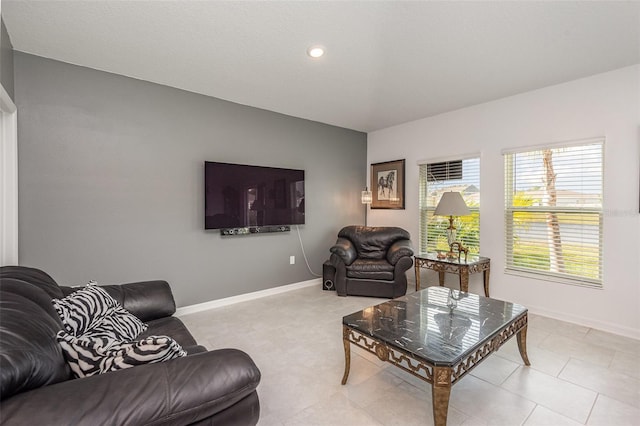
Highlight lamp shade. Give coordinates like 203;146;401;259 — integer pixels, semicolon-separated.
434;192;470;216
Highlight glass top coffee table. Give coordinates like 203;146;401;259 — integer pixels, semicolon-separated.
341;286;530;426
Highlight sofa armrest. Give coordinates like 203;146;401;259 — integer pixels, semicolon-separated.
60;280;176;322
0;349;261;426
387;239;414;265
329;238;358;266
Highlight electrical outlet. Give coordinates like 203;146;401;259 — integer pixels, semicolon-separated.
289;255;295;265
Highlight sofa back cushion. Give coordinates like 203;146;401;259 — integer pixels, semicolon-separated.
60;281;177;322
0;278;71;400
0;265;63;299
338;226;411;259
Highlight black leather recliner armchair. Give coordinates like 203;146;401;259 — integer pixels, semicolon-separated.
329;226;414;298
0;266;261;425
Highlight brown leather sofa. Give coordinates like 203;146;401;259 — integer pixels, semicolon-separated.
0;266;261;425
329;226;414;298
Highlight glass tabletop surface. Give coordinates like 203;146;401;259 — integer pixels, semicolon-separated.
414;252;489;265
342;286;526;366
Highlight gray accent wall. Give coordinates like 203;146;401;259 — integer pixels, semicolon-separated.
14;52;366;307
0;18;14;99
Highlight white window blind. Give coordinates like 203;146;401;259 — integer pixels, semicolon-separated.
504;140;603;286
419;157;480;254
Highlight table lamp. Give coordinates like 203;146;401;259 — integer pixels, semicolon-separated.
434;191;470;258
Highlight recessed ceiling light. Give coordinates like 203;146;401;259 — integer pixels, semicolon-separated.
307;46;325;58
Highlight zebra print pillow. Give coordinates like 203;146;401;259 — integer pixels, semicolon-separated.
84;304;148;341
52;283;147;341
56;331;187;378
53;284;148;340
52;284;115;336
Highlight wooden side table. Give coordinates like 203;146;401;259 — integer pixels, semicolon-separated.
414;253;491;297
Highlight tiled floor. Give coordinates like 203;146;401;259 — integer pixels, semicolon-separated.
180;284;640;426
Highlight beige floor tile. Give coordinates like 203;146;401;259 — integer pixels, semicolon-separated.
459;416;489;426
338;352;384;386
558;358;640;409
257;363;341;421
284;392;382;426
518;324;553;347
587;394;640;426
610;350;640;380
363;383;438;426
523;405;583;426
257;412;286;426
581;328;640;355
495;340;570;377
502;366;597;423
449;375;536;425
538;333;615;367
385;362;432;391
340;369;405;407
469;353;520;385
528;315;590;339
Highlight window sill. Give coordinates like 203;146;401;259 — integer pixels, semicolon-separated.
504;268;602;289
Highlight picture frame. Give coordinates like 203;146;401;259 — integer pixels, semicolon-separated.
370;159;405;209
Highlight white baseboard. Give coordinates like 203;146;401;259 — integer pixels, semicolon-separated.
175;278;321;317
526;304;640;340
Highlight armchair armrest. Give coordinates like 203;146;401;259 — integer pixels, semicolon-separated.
387;239;414;265
61;280;176;322
0;349;261;426
330;238;358;266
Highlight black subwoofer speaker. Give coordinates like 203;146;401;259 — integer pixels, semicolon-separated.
322;261;336;291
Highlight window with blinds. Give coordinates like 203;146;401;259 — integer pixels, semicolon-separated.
419;157;480;254
504;140;603;287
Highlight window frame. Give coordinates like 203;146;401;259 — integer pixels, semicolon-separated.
503;139;604;287
418;154;481;255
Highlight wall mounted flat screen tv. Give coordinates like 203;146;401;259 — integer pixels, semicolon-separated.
205;161;305;230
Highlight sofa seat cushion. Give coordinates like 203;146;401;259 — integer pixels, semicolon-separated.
346;259;394;280
142;316;199;348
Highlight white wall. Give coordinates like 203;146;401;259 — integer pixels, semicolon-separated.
368;65;640;339
0;85;18;266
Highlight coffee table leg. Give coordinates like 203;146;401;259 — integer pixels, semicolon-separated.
438;271;445;286
517;324;531;366
432;366;452;426
415;262;421;291
341;327;351;385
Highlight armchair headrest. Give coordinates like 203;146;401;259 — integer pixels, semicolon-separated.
337;226;411;259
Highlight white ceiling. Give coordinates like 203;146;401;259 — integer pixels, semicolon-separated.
3;1;639;132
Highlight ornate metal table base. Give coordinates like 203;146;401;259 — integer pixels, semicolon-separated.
341;313;530;426
414;254;491;296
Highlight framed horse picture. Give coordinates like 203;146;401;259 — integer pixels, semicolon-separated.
370;159;405;209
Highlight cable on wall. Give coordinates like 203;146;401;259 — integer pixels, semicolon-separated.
296;225;321;277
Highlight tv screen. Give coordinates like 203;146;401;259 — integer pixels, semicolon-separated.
205;161;305;230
